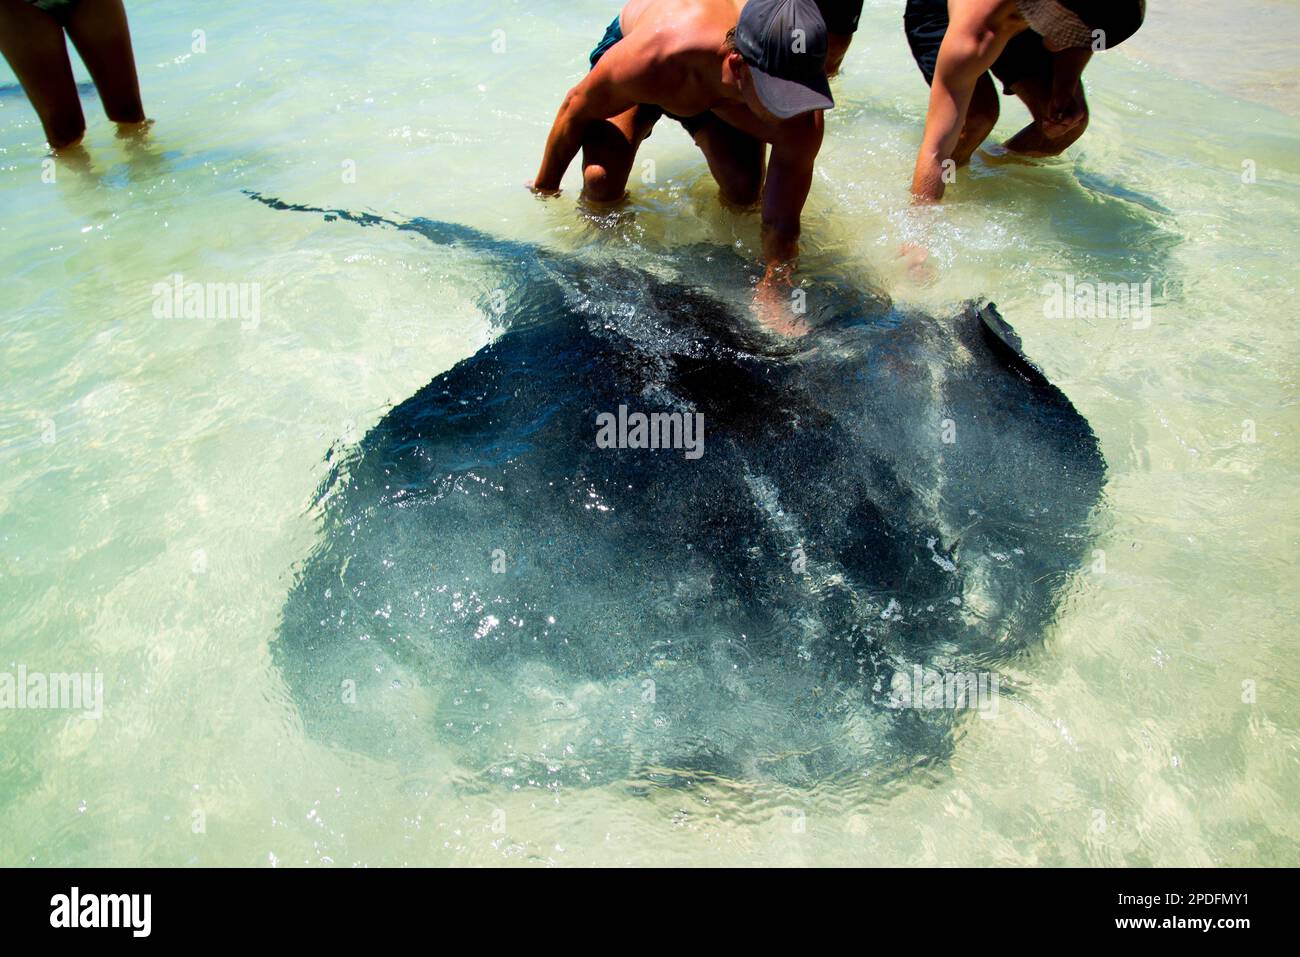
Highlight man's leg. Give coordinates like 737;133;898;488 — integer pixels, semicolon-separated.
65;0;145;124
952;72;1000;165
993;35;1089;158
1003;72;1088;155
690;115;765;208
580;104;659;205
0;0;85;149
821;0;862;75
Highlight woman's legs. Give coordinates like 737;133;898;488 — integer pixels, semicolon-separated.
0;0;85;148
65;0;144;124
0;0;144;150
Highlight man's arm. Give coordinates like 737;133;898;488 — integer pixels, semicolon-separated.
910;2;1012;202
531;44;646;193
760;110;823;282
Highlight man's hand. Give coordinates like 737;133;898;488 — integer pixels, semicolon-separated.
752;271;809;337
897;241;938;284
525;180;562;197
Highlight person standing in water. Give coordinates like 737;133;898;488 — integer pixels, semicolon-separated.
905;0;1146;202
0;0;147;151
530;0;835;290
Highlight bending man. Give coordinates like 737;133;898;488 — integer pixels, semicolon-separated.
531;0;835;286
905;0;1145;202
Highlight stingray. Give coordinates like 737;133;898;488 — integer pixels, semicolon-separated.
253;193;1106;794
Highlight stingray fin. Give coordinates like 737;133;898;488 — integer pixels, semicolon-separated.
974;301;1053;391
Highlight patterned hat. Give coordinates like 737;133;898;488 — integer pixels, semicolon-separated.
1016;0;1146;51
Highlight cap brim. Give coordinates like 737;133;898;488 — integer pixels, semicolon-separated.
749;67;833;120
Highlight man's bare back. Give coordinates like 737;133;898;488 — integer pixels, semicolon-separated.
612;0;744;120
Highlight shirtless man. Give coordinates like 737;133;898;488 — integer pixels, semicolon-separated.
530;0;834;286
906;0;1145;202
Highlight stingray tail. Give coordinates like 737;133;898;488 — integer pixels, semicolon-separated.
242;189;533;259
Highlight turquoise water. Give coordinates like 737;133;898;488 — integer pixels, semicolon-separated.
0;0;1296;865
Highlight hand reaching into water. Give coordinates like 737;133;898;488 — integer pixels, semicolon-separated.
897;241;937;285
752;270;810;338
525;180;561;197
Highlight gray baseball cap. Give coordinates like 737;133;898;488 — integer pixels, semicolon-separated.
735;0;834;119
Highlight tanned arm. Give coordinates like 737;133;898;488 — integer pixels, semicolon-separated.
531;41;647;193
910;0;1013;202
760;109;823;282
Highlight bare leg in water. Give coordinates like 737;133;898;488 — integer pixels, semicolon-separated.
0;0;145;150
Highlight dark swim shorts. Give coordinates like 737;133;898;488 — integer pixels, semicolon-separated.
25;0;79;25
816;0;864;35
903;0;1052;94
588;15;711;138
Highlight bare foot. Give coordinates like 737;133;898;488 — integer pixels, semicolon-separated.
115;117;154;141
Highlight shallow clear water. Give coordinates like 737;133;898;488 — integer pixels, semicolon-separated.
0;0;1296;866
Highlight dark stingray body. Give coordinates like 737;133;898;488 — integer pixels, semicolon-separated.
257;195;1106;791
